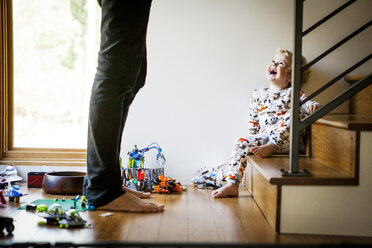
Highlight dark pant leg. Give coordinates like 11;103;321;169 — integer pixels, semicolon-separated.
85;0;152;208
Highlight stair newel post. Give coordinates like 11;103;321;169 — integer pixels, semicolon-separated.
282;0;312;177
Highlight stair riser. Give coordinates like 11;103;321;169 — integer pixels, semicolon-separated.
246;162;281;233
349;84;372;115
311;123;357;175
281;131;371;236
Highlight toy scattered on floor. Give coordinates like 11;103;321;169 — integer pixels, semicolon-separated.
58;209;88;228
36;204;48;212
122;142;166;192
72;195;88;209
26;203;37;211
37;203;66;225
18;198;89;212
0;164;18;177
80;195;87;208
0;216;14;234
123;168;155;192
126;143;166;169
3;184;27;203
37;203;88;228
0;165;23;189
190;163;228;190
153;175;183;194
0;190;6;206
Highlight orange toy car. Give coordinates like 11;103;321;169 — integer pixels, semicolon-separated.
154;175;183;194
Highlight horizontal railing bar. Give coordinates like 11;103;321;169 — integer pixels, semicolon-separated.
303;0;357;37
299;74;372;130
301;53;372;105
303;20;372;71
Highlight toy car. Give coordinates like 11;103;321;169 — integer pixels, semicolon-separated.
0;216;14;234
58;209;88;228
38;203;66;225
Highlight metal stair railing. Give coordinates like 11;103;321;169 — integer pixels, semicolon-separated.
282;0;372;177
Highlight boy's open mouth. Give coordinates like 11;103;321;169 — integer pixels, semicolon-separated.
269;67;277;76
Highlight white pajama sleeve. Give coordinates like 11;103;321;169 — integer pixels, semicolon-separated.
248;89;260;135
299;90;321;114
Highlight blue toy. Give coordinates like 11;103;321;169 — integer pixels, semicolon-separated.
123;143;166;192
4;184;26;203
126;143;166;169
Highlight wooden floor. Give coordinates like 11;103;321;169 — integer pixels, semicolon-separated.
0;184;372;246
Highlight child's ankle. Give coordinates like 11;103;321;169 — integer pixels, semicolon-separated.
227;182;239;188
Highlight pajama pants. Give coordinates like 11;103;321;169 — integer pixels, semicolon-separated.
227;134;270;185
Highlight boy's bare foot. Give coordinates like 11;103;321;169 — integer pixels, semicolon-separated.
123;186;151;199
251;144;276;158
97;192;164;213
211;183;239;198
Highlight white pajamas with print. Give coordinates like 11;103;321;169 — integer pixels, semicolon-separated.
227;87;320;185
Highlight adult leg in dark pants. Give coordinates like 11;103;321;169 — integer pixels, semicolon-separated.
85;0;163;212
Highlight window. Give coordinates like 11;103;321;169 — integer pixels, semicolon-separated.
1;0;101;166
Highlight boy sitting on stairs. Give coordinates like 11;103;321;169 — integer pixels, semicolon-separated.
212;48;321;198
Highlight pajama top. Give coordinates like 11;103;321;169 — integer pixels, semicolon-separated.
226;87;320;185
248;87;320;150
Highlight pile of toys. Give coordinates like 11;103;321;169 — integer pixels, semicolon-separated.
23;195;90;228
190;163;228;189
122;143;164;192
37;203;88;228
123;167;164;192
153;175;183;194
122;143;185;194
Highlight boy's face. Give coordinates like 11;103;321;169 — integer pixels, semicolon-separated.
267;53;292;89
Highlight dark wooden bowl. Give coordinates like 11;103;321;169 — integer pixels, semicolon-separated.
42;171;86;195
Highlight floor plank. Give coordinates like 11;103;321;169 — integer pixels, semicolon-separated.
157;192;188;242
233;190;277;243
187;188;219;243
1;184;372;245
209;191;250;243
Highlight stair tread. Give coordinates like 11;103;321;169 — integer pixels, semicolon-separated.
344;74;368;84
316;113;372;130
247;155;356;186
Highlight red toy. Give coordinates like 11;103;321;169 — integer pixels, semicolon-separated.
0;190;6;205
154;175;183;194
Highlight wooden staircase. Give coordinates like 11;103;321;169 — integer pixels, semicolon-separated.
244;78;372;237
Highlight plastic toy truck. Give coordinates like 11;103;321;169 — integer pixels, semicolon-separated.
0;216;14;234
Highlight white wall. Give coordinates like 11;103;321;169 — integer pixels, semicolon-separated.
120;0;372;184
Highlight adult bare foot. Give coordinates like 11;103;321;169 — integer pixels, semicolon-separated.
251;144;276;158
97;192;164;213
211;183;239;198
123;186;151;199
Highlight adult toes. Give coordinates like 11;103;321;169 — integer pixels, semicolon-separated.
141;192;151;198
149;202;163;208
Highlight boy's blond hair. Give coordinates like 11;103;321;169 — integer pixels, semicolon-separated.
277;48;311;85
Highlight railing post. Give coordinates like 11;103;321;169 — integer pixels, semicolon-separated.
281;0;311;177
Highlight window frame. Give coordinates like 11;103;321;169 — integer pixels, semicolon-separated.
0;1;86;167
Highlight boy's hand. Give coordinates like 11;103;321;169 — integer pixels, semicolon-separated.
307;104;320;114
